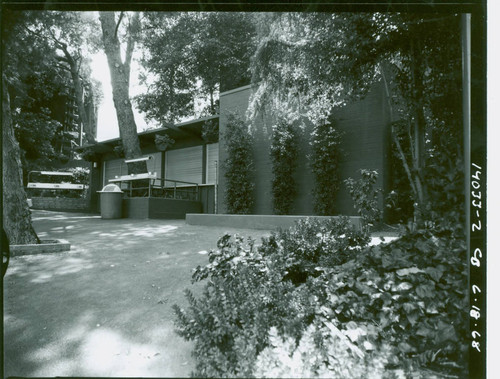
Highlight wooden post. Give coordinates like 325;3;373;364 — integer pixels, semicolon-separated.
202;144;207;184
161;151;166;189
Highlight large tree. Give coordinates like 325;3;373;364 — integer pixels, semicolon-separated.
250;12;463;225
136;12;256;126
23;11;100;145
2;11;43;244
8;12;103;185
99;11;146;174
2;78;39;244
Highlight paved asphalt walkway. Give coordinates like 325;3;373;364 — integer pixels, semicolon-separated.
3;210;271;377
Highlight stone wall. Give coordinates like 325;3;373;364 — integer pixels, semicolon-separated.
31;197;91;212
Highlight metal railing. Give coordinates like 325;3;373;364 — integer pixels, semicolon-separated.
109;174;199;201
150;177;199;201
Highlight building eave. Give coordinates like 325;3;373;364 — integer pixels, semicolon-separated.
79;114;219;154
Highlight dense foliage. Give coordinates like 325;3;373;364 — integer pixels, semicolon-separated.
3;11;102;183
386;135;415;224
137;12;257;124
309;118;343;215
14;109;62;182
222;113;254;214
345;169;382;230
173;218;467;378
173;217;369;377
250;13;464;225
270;119;299;215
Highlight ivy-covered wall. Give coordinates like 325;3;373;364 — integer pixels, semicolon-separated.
218;83;391;216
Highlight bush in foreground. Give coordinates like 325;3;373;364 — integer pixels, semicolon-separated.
173;218;467;378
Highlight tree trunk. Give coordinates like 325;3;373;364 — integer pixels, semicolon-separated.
209;88;215;114
53;36;97;145
2;77;39;245
87;87;97;142
380;63;423;225
99;11;146;175
409;38;428;221
67;59;96;144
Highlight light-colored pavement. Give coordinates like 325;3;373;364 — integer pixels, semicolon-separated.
3;210;270;377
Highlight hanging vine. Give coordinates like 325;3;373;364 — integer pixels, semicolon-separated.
309;118;343;215
270;119;299;215
222;113;255;214
155;133;175;151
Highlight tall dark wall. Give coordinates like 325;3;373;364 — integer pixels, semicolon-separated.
218;83;391;216
332;81;391;215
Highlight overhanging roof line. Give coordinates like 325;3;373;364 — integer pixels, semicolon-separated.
85;114;219;149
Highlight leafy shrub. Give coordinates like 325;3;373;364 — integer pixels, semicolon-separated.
222;113;255;214
257;227;468;378
345;169;382;231
270;119;299;215
173;218;368;377
154;133;175;151
173;219;467;378
309;118;343;215
267;217;370;285
174;234;304;377
254;320;401;379
425;150;464;227
201;119;219;143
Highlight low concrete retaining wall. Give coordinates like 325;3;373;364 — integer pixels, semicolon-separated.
186;214;363;231
31;197;90;212
123;198;203;219
10;239;71;257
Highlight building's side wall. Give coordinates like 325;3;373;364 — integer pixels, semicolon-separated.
332;81;391;215
218;83;391;216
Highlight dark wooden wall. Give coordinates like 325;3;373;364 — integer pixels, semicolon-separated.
218;83;391;217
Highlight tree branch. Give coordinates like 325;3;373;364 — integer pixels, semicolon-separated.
114;11;124;39
124;12;140;82
408;119;416;164
380;63;418;199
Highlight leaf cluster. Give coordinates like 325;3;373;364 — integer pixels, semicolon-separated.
222;113;254;214
270;119;299;215
309;118;344;215
250;12;464;224
173;217;467;378
174;217;369;377
137;12;257;124
345;169;382;230
154;133;175;151
4;10;101;173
